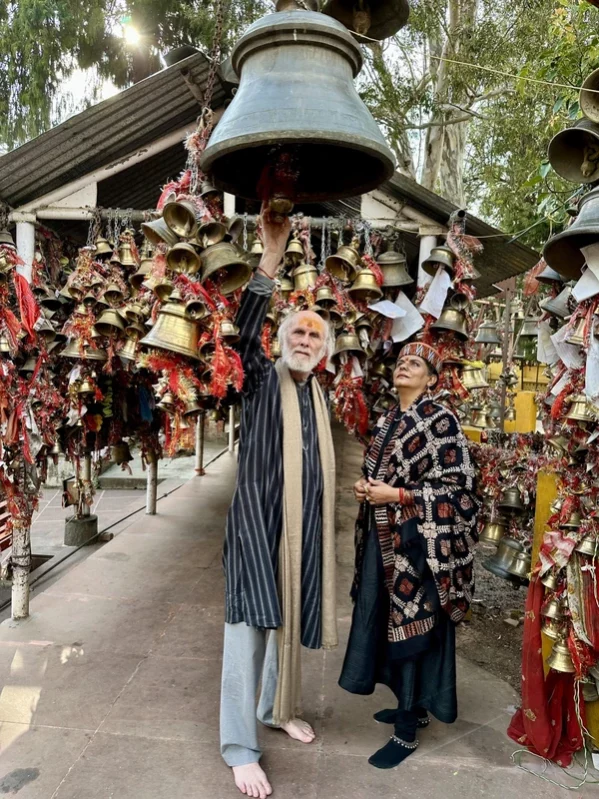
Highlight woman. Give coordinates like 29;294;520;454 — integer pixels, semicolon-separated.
339;342;479;769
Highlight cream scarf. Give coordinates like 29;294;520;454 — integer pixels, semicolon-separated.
273;360;337;725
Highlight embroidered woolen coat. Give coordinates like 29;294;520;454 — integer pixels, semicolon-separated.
353;396;480;645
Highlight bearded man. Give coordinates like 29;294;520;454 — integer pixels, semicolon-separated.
220;209;337;799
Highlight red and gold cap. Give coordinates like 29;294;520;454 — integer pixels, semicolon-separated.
398;342;443;374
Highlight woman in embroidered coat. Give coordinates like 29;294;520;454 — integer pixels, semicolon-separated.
339;342;479;769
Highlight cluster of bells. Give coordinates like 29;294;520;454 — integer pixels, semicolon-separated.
458;364;516;427
481;487;531;587
544;66;599;280
420;245;479;340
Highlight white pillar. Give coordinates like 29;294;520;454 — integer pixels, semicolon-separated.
228;405;236;453
14;213;36;283
417;233;437;290
146;452;158;515
195;412;206;476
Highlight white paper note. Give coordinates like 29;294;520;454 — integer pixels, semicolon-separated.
581;243;599;282
391;292;425;342
585;316;599;403
537;320;558;365
550;324;584;370
367;299;406;319
418;268;452;319
551;371;570;397
573;267;599;302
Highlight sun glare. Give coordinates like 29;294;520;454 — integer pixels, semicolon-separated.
124;25;141;46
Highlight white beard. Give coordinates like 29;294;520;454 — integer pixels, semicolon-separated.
281;343;322;374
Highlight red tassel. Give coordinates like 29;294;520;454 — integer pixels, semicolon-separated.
13;273;40;339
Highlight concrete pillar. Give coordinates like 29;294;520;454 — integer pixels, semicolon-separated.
14;214;36;283
195;412;206;476
416;233;436;289
146;452;158;515
228;405;235;453
81;454;91;518
11;520;30;620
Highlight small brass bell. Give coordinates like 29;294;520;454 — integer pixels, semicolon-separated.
333;331;366;364
270;338;282;359
125;321;145;339
325;238;361;282
226;216;244;244
112;441;133;465
431;307;468;340
200;180;220;203
497;487;525;515
118;338;138;361
539;285;572;318
36;320;57;343
141;217;179;248
347;267;383;303
124;302;145;323
152;278;174;302
77;377;95;395
39;290;62;311
118;240;137;268
582;680;599;703
166;242;202;275
292;262;319;291
201;242;252;295
140;302;201;360
565;394;595;424
461;365;488;390
506;550;531;582
547;434;569;455
540;570;560;591
163;199;199;238
328;306;344;329
546;639;575;674
475;320;500;345
565;317;586;347
448;290;469;311
543;617;563;641
49;441;64;456
285;235;304;266
421;245;455;277
536;264;564;285
103;284;125;306
541;596;565;620
60;338;108;361
94;236;113;258
220;320;241;344
185;298;208;321
478;519;507;546
580;67;599;123
519;317;540;338
575;535;598;557
279;276;294;300
482;537;525;582
547;119;599;184
369;361;389;381
197;219;228;248
183;400;202;419
504;406;516;422
94;309;126;337
315;285;336;308
376;246;413;287
470;405;490;429
308;304;330;323
19;356;36;374
82;293;97;309
131;257;153;290
248;237;264;267
157;392;176;413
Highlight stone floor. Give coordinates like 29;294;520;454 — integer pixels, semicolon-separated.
0;432;596;798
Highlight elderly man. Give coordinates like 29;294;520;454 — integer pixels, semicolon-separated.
220;210;337;799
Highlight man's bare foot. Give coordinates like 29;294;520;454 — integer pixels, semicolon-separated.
232;763;272;799
281;717;316;743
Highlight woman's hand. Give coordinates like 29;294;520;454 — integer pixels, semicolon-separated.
354;477;368;502
365;478;399;506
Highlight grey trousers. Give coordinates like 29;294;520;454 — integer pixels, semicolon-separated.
220;622;280;767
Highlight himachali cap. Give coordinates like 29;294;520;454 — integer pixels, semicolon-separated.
398;342;444;375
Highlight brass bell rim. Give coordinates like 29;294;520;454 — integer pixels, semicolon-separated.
547;119;599;185
141;217;180;248
162;199;199;238
321;0;409;42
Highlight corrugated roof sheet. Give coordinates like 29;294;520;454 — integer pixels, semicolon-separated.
0;52;225;209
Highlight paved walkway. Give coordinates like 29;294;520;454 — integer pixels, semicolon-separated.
0;433;596;798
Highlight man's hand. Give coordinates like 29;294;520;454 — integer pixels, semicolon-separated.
353;477;368;502
365;477;398;506
256;202;291;279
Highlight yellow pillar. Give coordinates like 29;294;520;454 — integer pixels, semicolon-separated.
463;425;482;443
533;470;599;743
504;391;537;434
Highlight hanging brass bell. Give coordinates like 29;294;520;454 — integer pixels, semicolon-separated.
199;179;221;202
279;276;294;300
347;267;383;303
580;67;599;122
81;293;97;309
141;217;179;248
77;377;95;395
220;320;241;344
566;316;586;347
543;186;599;279
200;10;394;202
0;229;15;247
157;392;176;413
470;405;490;429
103;284;126;306
536;264;564;285
575;535;598;557
125;321;145;339
376;247;413;287
39;289;61;311
448;289;469;311
19;356;36;374
124;302;145;323
197;219;228;248
49;440;64;456
315;285;336;308
461;365;488;390
152;278;174;302
35;319;56;344
475;320;500;345
201;242;252;295
292;262;319;291
270;338;282;359
328;306;344;329
497;487;525;515
325;238;362;282
581;680;599;703
478;519;507;546
140;302;201;360
539;285;572;318
60;338;108;361
94;236;113;258
482;537;525;582
183;400;202;419
309;304;330;323
248;237;264;267
520;317;540;338
565;394;596;424
541;595;566;620
547;434;569;455
541;570;560;591
118;337;138;361
112;441;133;465
547;119;599;184
421;245;455;276
543;617;563;641
118;240;137;268
504;406;516;422
333;331;366;364
166;242;202;275
431;307;468;340
285;236;304;266
94;309;126;337
163;199;199;238
185;298;208;321
131;257;153;290
322;0;409;41
506;550;531;582
546;638;576;674
0;333;13;352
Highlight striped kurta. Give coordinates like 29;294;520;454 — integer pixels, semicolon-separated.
223;278;323;648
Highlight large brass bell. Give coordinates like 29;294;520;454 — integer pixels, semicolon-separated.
482;537;525;582
479;519;507;546
200;10;394;202
546;638;575;673
103;283;125;305
506;550;531;582
163;199;198;238
347;267;383;303
118;240;137;268
475;320;500;345
94;309;126;337
431;307;468;340
111;441;133;465
322;0;409;41
565;394;595;423
461;364;488;390
315;285;336;308
497;487;525;515
201;242;252;295
580;67;599;123
376;246;413;287
197;219;228;248
285;236;304;266
333;331;366;364
421;245;455;276
140;302;201;360
543;186;599;279
325;239;362;282
292;262;318;291
547;119;599;184
141;217;179;248
166;242;202;275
